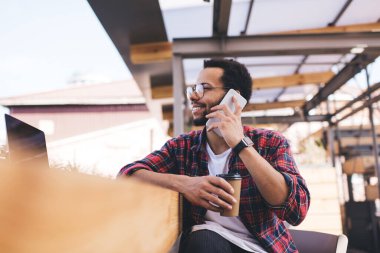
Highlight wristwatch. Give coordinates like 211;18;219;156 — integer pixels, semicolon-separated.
232;136;253;154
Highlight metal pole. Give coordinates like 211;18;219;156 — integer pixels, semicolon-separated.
327;125;336;167
173;55;185;136
240;0;254;35
364;67;380;253
347;175;354;202
364;68;380;189
327;0;353;27
326;98;336;167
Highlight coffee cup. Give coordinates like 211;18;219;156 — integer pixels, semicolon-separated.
216;172;242;217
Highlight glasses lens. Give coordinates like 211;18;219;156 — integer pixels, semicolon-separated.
186;84;204;99
195;84;204;97
186;87;193;99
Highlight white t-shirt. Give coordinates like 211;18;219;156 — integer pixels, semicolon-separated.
191;143;267;253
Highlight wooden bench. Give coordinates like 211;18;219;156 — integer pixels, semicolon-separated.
0;164;180;253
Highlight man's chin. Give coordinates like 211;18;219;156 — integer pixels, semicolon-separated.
192;117;207;126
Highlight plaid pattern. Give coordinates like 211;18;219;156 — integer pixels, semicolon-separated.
119;126;310;253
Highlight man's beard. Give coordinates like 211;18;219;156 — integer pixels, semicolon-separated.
192;110;208;126
192;97;224;126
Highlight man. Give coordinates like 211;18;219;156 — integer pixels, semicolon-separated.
119;59;310;253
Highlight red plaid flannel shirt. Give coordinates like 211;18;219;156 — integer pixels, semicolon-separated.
119;126;310;252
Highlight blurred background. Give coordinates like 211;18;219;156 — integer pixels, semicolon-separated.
1;1;380;252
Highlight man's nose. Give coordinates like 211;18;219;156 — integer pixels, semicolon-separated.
189;90;201;101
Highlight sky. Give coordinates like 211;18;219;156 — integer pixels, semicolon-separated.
0;1;132;97
1;0;380;144
0;0;133;143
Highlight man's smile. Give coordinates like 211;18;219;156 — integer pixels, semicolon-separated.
191;103;206;114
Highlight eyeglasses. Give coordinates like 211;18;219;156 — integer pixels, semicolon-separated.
186;83;231;99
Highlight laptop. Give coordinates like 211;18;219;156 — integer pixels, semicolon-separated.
4;114;49;168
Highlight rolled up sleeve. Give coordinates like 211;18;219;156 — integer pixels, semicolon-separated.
266;137;310;226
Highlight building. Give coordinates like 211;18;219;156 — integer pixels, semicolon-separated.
0;80;168;177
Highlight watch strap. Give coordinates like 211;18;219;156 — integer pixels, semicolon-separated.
232;136;253;154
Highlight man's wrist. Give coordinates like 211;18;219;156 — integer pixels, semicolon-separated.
232;136;253;154
230;134;245;148
170;174;187;193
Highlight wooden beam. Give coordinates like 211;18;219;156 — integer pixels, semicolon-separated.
0;164;179;253
333;124;380;132
152;85;173;99
151;71;333;99
337;136;380;147
330;136;380;156
244;100;305;111
130;41;172;64
162;100;305;122
130;23;380;65
272;22;380;35
254;71;334;89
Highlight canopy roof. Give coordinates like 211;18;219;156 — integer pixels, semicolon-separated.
87;0;380;134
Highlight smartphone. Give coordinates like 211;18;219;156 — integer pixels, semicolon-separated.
206;89;247;137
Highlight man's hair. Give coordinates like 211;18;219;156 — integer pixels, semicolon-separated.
203;59;252;101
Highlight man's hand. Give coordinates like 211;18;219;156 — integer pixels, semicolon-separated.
206;96;244;148
180;175;237;212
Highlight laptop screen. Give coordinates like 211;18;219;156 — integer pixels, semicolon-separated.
5;114;49;168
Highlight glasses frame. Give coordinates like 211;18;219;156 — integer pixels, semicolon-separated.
186;83;232;99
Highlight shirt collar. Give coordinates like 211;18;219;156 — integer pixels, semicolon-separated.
190;126;208;153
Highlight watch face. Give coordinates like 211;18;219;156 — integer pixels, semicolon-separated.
242;136;253;146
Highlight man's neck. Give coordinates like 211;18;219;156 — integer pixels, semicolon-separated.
206;130;230;155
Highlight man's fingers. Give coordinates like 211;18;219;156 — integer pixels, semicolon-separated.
205;177;237;206
210;187;236;206
211;104;233;117
208;176;234;194
200;200;222;212
206;122;221;132
198;189;223;211
205;192;233;210
232;96;242;115
206;110;227;120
